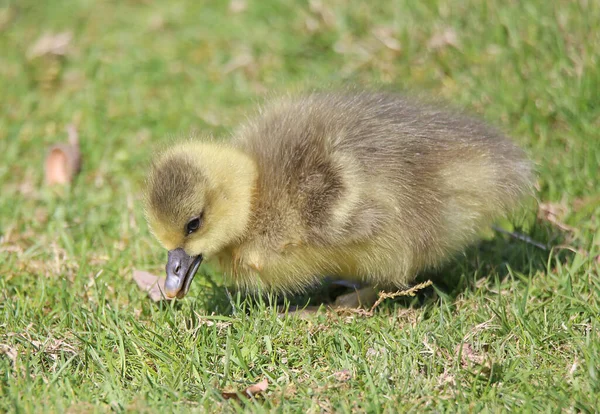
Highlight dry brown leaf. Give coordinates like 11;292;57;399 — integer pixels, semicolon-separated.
305;16;320;33
428;28;459;50
308;0;336;28
245;379;269;396
221;391;239;400
0;344;18;365
372;27;402;52
222;52;254;75
332;369;352;382
568;356;579;375
221;378;269;400
538;202;575;232
132;269;171;302
229;0;247;13
28;31;73;59
45;124;81;185
456;343;486;367
148;14;166;31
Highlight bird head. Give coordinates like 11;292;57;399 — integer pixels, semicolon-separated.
144;141;257;299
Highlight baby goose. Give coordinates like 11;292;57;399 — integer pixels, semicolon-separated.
144;91;533;302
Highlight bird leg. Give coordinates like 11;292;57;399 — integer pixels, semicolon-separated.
276;280;377;318
332;286;378;309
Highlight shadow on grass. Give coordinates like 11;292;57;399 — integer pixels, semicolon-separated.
434;220;572;293
402;219;573;311
189;219;573;315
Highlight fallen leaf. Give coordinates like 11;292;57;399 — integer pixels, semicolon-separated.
304;16;320;33
456;343;485;367
229;0;247;13
45;124;81;185
221;378;269;400
28;31;73;59
568;356;578;375
245;379;269;396
132;269;171;302
148;14;166;31
428;28;459;50
0;344;18;366
372;26;402;52
222;51;254;75
332;369;352;382
308;0;336;28
537;202;575;232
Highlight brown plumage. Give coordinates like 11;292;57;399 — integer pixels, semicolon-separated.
144;91;533;300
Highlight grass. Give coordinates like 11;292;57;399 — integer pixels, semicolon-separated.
1;0;599;411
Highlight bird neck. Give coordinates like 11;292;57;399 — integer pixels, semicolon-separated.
199;143;258;248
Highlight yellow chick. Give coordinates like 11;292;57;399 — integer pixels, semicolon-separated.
144;91;533;302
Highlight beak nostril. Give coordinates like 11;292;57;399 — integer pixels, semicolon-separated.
175;264;181;275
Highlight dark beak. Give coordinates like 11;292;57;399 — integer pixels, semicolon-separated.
164;248;203;299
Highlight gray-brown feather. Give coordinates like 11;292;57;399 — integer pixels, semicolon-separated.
232;91;532;273
146;154;207;226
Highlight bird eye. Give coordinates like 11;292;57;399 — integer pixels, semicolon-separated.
186;216;202;235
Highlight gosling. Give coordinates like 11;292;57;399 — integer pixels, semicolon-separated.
144;91;533;303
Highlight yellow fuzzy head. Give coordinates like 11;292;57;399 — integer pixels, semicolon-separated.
144;141;257;259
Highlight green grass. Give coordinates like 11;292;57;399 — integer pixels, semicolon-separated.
1;0;599;411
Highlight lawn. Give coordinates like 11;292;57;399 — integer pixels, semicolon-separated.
1;0;599;412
